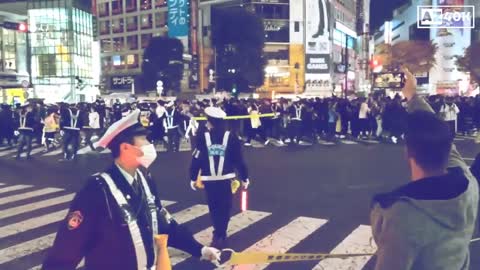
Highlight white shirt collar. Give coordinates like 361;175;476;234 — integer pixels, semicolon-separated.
115;163;138;186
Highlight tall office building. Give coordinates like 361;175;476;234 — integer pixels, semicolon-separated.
96;0;169;92
27;0;95;102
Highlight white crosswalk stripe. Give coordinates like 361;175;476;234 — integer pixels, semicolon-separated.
0;184;33;195
41;148;64;157
215;217;328;270
169;210;272;266
0;187;63;205
0;194;75;219
0;184;378;270
312;225;377;270
0;148;19;157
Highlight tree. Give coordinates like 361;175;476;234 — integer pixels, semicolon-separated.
456;42;480;84
374;40;438;73
212;7;266;93
140;37;184;94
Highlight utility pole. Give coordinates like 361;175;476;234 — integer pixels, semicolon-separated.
344;36;349;98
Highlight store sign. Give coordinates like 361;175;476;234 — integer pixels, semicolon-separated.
306;54;330;74
111;76;135;89
264;21;287;32
168;0;190;37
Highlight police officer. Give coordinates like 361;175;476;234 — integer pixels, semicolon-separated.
15;103;36;160
163;101;181;152
60;104;82;160
113;98;123;122
189;107;250;248
42;110;221;270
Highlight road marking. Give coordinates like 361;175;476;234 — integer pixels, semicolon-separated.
464;157;475;161
169;210;272;266
0;232;58;264
0;147;18;157
0;194;75;219
0;184;33;195
76;146;93;155
312;225;377;270
216;216;327;270
341;140;358;145
28;147;46;156
0;187;63;205
42;148;63;157
172;204;210;224
0;209;68;238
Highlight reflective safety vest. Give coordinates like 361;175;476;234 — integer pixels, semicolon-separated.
201;131;236;181
65;109;80;130
98;170;159;270
292;105;302;121
164;110;178;130
18;113;33;131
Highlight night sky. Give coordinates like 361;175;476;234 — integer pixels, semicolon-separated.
370;0;409;31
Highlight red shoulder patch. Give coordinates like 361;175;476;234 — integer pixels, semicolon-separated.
67;211;84;230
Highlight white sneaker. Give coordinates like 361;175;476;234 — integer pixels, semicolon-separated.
244;142;252;146
392;136;398;144
285;138;291;143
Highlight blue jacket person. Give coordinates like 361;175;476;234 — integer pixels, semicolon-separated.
189;107;250;248
42;110;221;270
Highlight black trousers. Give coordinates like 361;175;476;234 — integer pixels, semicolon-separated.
83;128;99;151
204;181;233;239
17;131;34;157
447;120;456;139
63;130;80;157
166;128;180;152
44;132;56;150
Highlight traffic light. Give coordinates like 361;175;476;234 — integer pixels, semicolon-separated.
370;57;382;71
2;21;28;32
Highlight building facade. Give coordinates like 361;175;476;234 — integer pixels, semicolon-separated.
96;0;169;92
27;0;95;103
0;2;29;104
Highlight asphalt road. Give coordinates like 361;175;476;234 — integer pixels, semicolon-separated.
0;135;479;270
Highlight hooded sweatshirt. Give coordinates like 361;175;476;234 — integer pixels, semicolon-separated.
370;95;479;270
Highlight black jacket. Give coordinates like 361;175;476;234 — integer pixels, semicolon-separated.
190;128;248;182
42;165;202;270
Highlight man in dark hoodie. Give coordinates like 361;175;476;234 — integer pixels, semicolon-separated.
370;68;479;270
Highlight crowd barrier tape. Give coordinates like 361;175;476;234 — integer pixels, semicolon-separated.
221;238;480;265
221;249;375;265
193;113;277;121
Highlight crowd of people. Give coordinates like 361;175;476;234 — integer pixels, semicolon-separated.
1;93;480;160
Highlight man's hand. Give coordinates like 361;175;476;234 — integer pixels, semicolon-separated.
201;246;221;265
242;179;250;190
14;130;19;136
401;67;417;101
190;181;197;191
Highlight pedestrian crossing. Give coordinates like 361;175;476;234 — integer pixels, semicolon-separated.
0;182;378;270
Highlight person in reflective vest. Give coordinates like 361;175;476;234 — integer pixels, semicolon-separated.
60;104;83;161
163;101;181;152
15;103;36;160
189;106;250;249
42;110;221;270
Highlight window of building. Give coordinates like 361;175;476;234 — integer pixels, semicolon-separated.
98;2;110;17
112;0;123;15
127;16;138;32
254;4;289;20
112;55;125;69
126;0;137;12
126;54;139;68
112;18;125;33
102;57;112;71
155;0;167;8
141;33;152;48
113;37;125;51
100;20;110;35
155;12;167;28
141;0;152;10
101;39;113;53
141;14;153;29
294;21;299;32
127;35;139;50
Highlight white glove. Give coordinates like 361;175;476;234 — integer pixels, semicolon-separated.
185;134;190;141
242;179;250;190
60;130;65;136
14;130;19;136
190;181;197;191
201;246;221;265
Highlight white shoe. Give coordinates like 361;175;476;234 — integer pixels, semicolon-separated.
392;136;398;144
285;138;291;143
277;140;285;146
244;142;252;146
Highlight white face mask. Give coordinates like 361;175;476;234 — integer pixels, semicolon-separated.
136;144;157;168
